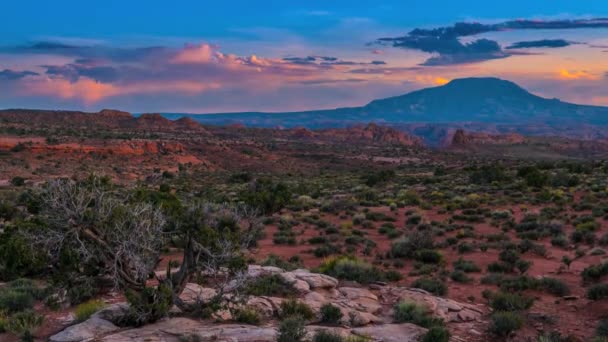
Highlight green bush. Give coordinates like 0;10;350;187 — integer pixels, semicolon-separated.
389;231;434;259
422;326;450;342
411;278;447;296
0;290;34;313
597;319;608;337
120;284;173;327
582;262;608;283
277;316;307;342
450;270;472;283
490;311;524;337
587;284;608;300
488;291;534;311
320;303;343;325
279;299;315;320
313;330;344;342
453;258;480;273
316;256;390;284
74;299;106;322
234;308;261;325
244;274;297;297
5;310;44;342
393;301;442;328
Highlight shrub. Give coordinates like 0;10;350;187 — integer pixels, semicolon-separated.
121;284;173;326
390;231;434;259
490;311;524;337
10;177;25;187
234;308;261;325
422;326;450;342
320;303;343;325
0;290;34;313
313;330;344;342
453;258;480;273
316;256;388;284
414;249;443;264
5;310;44;342
279;299;315;320
277;316;307;342
244;274;297;297
411;278;447;296
488;291;534;311
597;319;608;337
539;277;570;296
587;284;608;300
582;262;608;283
393;301;442;328
75;299;106;322
450;270;472;283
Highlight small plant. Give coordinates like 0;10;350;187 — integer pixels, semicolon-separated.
279;299;315;320
234;308;261;325
411;277;447;296
5;310;44;342
320;303;343;325
277;316;307;342
488;291;534;311
313;330;344;342
0;290;34;314
393;301;442;328
422;326;450;342
74;299;106;322
586;284;608;300
490;311;524;337
244;274;297;297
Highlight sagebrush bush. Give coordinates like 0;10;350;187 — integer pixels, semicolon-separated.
488;291;534;311
5;310;44;342
234;308;261;325
75;299;106;322
490;311;524;337
279;299;315;320
587;284;608;300
422;326;450;342
244;274;297;297
393;301;442;328
312;330;344;342
277;316;307;342
0;290;34;313
411;277;447;296
320;303;343;325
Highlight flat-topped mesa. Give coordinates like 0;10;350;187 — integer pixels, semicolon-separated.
450;128;525;147
97;109;133;120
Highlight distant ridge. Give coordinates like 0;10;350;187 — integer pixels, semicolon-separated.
159;77;608;143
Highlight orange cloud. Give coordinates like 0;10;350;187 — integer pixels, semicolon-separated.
558;69;598;80
22;77;221;104
171;44;215;64
414;75;450;86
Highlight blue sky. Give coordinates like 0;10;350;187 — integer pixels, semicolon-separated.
1;1;608;112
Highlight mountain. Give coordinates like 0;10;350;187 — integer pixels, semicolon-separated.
163;77;608;142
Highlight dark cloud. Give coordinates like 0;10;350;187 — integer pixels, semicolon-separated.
348;66;421;74
297;78;367;85
0;69;38;80
377;18;608;66
283;55;387;67
506;39;574;49
43;64;121;83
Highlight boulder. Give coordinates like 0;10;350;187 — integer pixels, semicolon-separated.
101;318;277;341
50;316;119;342
179;283;218;304
351;323;427;342
292;269;338;289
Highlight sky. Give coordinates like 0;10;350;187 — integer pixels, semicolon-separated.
1;1;608;113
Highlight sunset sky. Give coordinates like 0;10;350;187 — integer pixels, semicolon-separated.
1;1;608;113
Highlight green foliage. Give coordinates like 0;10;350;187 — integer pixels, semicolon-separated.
582;262;608;283
277;316;307;342
597;319;608;337
390;231;434;259
244;274;297;297
279;299;315;320
121;284;173;327
0;280;42;314
10;177;26;187
316;256;390;284
393;301;443;328
260;254;302;271
469;165;508;184
490;311;524;337
0;223;47;281
411;277;447;296
422;326;450;342
363;169;395;187
241;178;291;214
312;330;344;342
5;310;44;342
587;284;608;300
320;303;343;325
453;258;480;273
234;308;261;325
488;291;534;311
74;299;106;322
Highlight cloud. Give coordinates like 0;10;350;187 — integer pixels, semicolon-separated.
0;69;38;80
281;55;385;67
377;18;608;66
558;69;598;80
506;39;574;49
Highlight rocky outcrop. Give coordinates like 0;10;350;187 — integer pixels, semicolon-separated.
50;266;485;342
318;124;422;146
